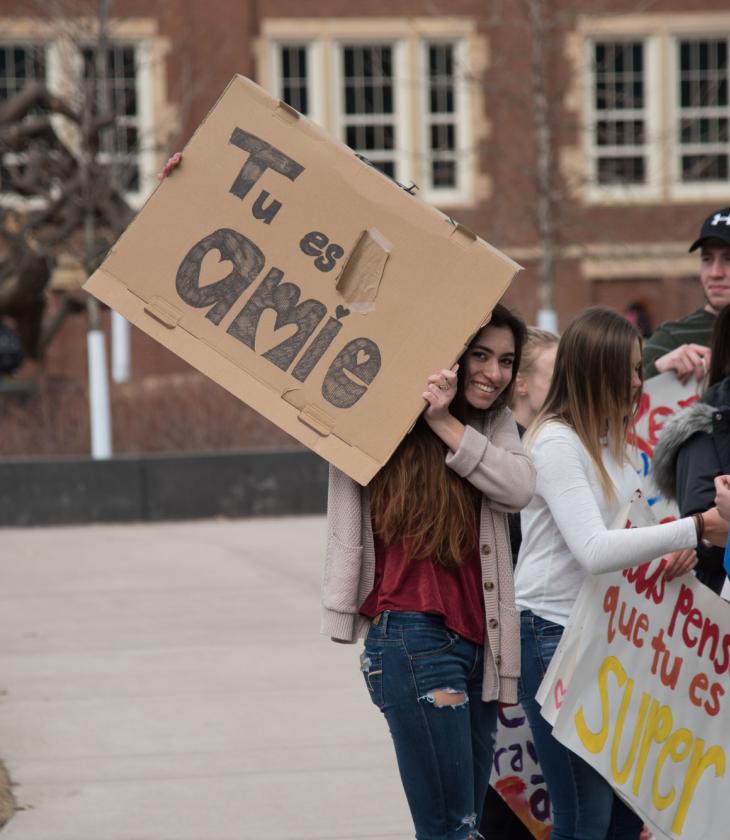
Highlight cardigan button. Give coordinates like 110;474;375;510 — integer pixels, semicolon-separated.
484;581;494;591
495;654;502;667
481;543;491;556
488;618;499;629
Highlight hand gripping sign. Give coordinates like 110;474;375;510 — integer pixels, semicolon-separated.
541;490;730;840
84;76;521;484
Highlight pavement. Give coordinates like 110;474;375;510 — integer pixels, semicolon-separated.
0;516;411;840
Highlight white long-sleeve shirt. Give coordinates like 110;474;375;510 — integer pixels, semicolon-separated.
514;421;697;626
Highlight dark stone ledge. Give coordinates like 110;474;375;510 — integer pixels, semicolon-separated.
0;449;328;527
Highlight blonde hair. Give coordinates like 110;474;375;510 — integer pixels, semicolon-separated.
520;327;559;375
527;308;641;501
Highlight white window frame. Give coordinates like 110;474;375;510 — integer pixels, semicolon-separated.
75;39;156;209
577;13;730;205
0;34;156;210
259;19;477;208
669;33;730;201
0;40;51;208
418;37;471;205
268;40;325;126
331;38;411;187
584;35;661;203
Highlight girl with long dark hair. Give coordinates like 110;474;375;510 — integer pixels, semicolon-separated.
321;303;535;840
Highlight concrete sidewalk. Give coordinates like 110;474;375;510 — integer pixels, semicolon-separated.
0;517;410;839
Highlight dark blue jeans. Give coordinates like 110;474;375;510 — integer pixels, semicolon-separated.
519;610;643;840
362;611;498;840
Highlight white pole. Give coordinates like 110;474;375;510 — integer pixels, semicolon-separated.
111;310;131;383
87;328;112;459
536;308;559;333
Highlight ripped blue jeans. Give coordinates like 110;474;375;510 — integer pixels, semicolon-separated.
361;611;497;840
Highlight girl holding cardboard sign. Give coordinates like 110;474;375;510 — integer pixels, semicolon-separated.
322;304;535;840
514;307;728;840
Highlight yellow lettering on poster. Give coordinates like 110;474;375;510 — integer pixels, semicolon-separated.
631;699;672;795
671;740;725;835
572;655;727;836
574;655;624;753
612;691;649;785
653;728;693;811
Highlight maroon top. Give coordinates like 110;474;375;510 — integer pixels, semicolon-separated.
359;532;486;645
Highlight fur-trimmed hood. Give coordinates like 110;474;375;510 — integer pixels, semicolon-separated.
652;377;730;501
652;402;715;500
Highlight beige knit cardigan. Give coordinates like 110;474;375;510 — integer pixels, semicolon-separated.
321;407;536;704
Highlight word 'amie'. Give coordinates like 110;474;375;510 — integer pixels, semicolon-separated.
175;228;381;409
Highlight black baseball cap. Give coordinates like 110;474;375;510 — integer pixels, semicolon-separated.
689;206;730;252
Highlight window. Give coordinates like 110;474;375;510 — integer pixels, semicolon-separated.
0;43;46;101
589;40;648;187
425;42;459;190
341;44;398;178
279;45;310;115
580;16;730;202
676;38;729;183
0;32;157;207
266;22;474;206
0;44;47;193
82;44;143;194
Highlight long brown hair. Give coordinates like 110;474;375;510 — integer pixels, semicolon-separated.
528;307;641;501
369;304;526;568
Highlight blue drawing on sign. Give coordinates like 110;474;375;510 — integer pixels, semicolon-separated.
640;452;650;477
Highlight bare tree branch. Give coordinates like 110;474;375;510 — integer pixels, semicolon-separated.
0;82;79;126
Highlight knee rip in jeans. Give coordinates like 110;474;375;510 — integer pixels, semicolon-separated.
458;812;483;839
418;687;468;708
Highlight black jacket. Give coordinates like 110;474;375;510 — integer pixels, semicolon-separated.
652;377;730;593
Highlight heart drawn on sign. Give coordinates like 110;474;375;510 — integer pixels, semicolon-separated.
554;679;567;710
254;309;298;356
199;249;233;287
335;305;350;320
356;349;370;366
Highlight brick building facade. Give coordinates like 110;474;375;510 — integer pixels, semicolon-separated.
0;0;728;453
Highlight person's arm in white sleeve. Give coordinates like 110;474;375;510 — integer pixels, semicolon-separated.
534;429;697;574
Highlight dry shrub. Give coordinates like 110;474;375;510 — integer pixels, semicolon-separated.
0;372;298;457
0;380;90;456
0;760;13;829
112;371;297;453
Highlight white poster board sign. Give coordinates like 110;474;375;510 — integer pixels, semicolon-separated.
542;492;730;839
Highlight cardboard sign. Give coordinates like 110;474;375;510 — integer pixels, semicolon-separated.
84;75;520;484
542;492;730;839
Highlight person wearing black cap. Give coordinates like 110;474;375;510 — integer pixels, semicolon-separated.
642;206;730;382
